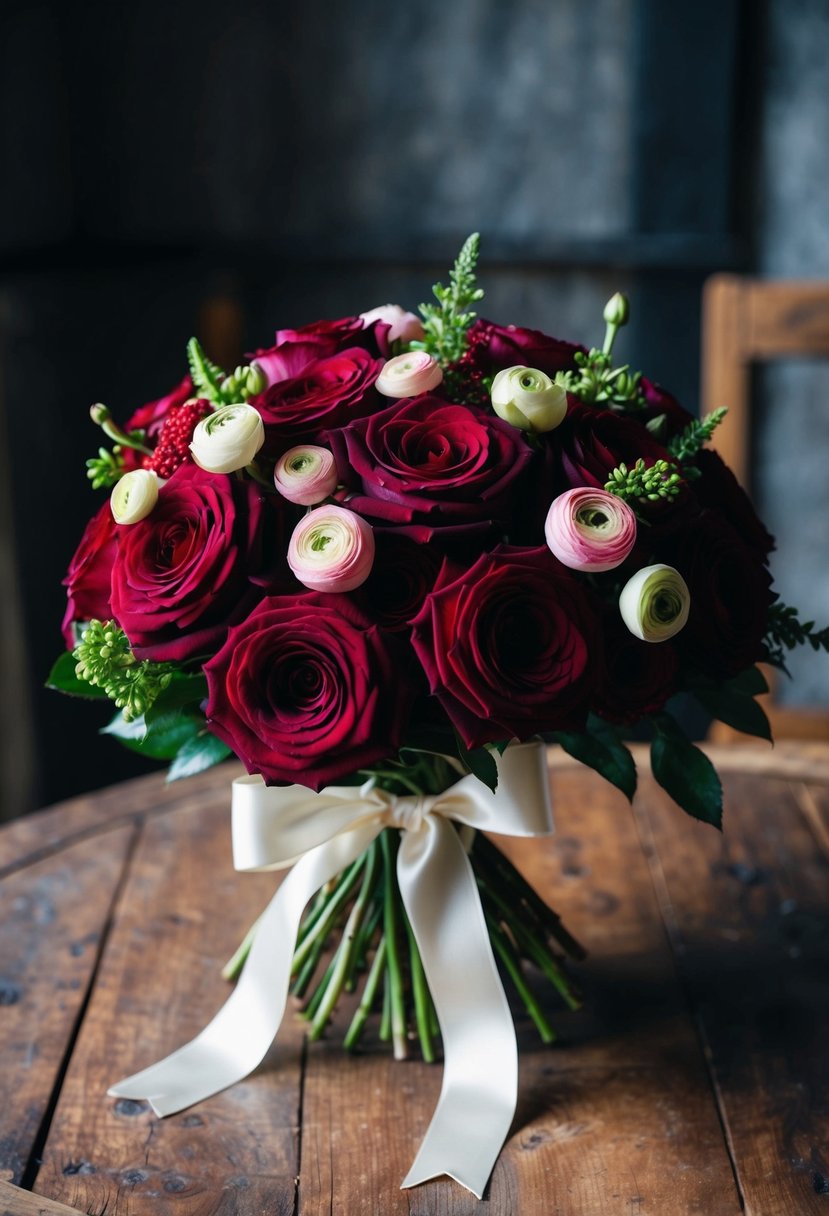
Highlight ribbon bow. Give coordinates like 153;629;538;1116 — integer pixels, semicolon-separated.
109;741;553;1198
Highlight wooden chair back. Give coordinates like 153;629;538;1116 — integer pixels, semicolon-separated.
701;275;829;740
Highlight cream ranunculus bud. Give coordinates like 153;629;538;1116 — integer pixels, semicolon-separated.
376;351;443;398
490;366;567;433
110;469;159;525
619;563;690;642
189;404;265;474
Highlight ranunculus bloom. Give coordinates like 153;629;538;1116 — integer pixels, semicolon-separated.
591;612;679;725
189;403;265;474
328;395;533;539
249;347;383;450
273;445;339;505
411;546;598;747
466;319;585;377
62;503;119;647
359;304;425;346
376;352;443;398
110;463;276;661
110;469;159;525
619;564;690;642
287;505;375;593
545;487;637;572
204;593;409;789
663;512;774;676
490;366;567;433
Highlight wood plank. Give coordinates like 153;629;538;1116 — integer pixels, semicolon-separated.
297;768;742;1214
0;1179;82;1216
746;281;829;356
634;771;829;1215
0;824;135;1186
702;274;751;487
0;763;243;876
793;782;829;855
31;792;303;1216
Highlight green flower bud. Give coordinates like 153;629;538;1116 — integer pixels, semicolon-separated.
603;292;630;328
490;366;567;433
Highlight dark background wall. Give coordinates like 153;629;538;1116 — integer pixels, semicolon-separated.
0;0;825;816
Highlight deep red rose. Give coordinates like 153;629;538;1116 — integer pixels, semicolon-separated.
250;317;388;387
62;503;118;647
354;532;442;631
125;376;194;441
591;613;679;725
204;592;410;789
466;319;585;376
328;395;534;539
661;511;775;678
691;449;775;558
639;377;695;441
411;546;598;747
249;346;383;451
110;463;279;662
552;400;676;492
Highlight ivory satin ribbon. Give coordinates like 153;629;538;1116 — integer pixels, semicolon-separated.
109;740;553;1198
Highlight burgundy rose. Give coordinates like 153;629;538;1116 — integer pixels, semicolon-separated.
328;395;534;539
62;503;118;646
411;546;598;748
691;449;775;558
639;377;695;441
250;317;388;387
354;532;442;631
552;401;676;492
110;463;279;661
205;593;410;789
660;511;774;678
591;613;679;725
466;319;584;376
125;376;194;441
249;346;383;450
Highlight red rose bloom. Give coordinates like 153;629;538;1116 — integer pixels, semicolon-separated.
125;376;194;442
205;593;409;789
110;463;278;662
639;377;695;440
249;346;383;450
62;503;118;646
691;449;775;558
354;532;442;631
552;400;676;492
411;546;598;747
329;395;533;540
467;319;584;376
591;613;679;725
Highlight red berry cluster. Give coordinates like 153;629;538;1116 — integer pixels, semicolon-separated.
143;399;213;479
443;323;494;407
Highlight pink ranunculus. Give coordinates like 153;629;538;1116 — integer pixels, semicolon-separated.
274;445;339;506
287;505;375;593
376;351;443;398
110;463;279;661
204;592;410;789
359;305;425;346
545;487;637;572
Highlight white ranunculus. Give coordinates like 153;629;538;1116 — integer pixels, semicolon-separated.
110;469;160;525
189;404;265;474
490;366;567;433
619;563;690;642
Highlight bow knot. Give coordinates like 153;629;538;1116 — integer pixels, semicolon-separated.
383;791;435;833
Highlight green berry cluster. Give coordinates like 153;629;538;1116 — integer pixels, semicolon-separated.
73;620;173;721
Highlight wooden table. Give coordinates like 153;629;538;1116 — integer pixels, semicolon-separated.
1;744;827;1215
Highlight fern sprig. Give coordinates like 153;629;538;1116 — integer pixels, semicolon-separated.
186;337;227;403
764;602;829;670
668;407;728;463
415;233;484;365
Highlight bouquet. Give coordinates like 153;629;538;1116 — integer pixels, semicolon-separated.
50;235;827;1194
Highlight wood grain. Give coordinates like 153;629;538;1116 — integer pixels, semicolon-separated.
31;795;302;1216
634;771;829;1215
0;1179;82;1215
0;825;135;1186
297;767;742;1214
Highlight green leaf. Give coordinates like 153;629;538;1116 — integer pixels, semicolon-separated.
46;651;109;700
102;707;203;760
650;713;723;828
553;715;637;801
453;731;499;793
146;673;208;721
167;731;232;782
727;666;769;697
691;685;772;742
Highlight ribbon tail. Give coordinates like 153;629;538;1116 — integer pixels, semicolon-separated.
397;819;517;1199
108;823;381;1116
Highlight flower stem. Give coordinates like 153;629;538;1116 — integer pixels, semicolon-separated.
381;831;408;1059
344;936;388;1052
379;968;391;1041
292;856;365;971
485;915;557;1044
404;913;436;1063
220;914;262;982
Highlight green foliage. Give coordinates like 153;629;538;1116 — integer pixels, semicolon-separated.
102;706;204;758
687;668;772;742
453;729;499;793
46;650;110;700
668;408;728;463
86;445;127;490
557;348;645;411
553;714;637;801
605;458;683;504
73;622;175;721
415;233;485;365
764;602;829;670
649;712;723;828
186;337;227;403
167;732;232;782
